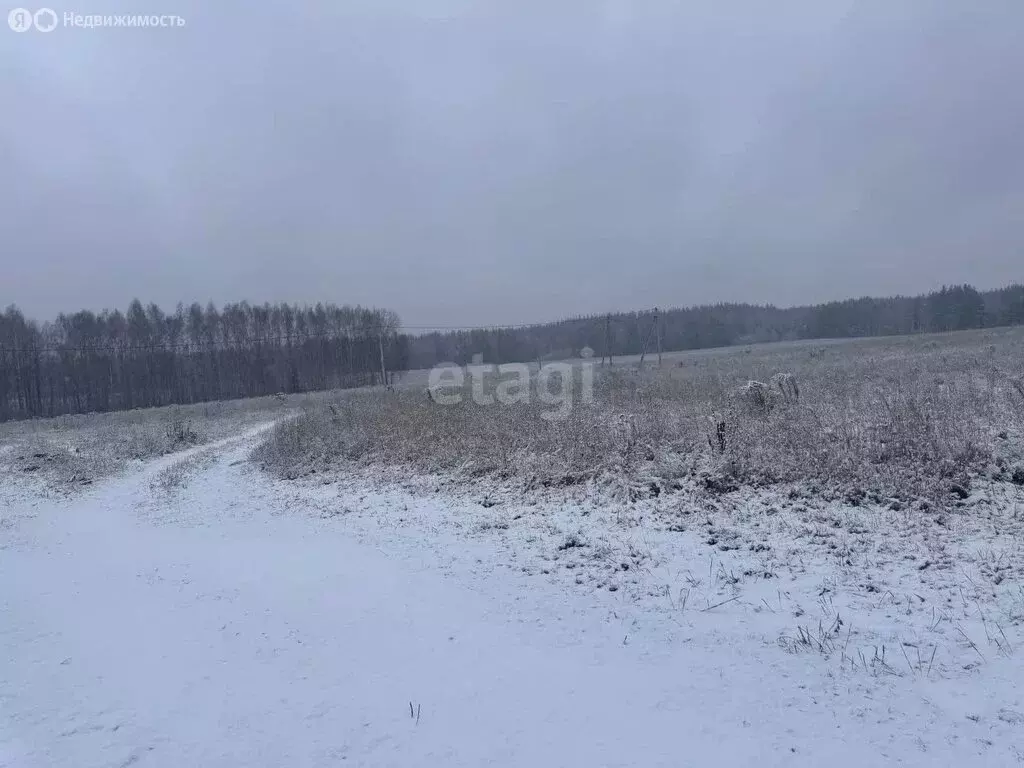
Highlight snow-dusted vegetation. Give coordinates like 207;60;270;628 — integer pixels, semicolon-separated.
256;327;1024;507
247;330;1024;739
0;396;283;496
4;329;1024;766
0;389;360;496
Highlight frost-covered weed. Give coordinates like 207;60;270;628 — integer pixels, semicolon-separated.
254;328;1024;507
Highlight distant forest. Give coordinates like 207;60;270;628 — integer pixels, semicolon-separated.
0;301;406;421
405;283;1024;367
1;283;1022;421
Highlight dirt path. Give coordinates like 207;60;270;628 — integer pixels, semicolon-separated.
1;430;1019;766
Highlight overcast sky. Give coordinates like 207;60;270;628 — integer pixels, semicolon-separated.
2;1;1022;327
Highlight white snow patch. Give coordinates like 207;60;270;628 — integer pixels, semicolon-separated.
2;433;1023;766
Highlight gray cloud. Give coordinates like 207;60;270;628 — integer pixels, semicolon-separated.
3;0;1022;326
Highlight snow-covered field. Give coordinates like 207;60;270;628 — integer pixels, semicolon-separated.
3;415;1024;766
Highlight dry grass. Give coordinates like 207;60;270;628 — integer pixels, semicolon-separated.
0;391;327;491
150;449;221;495
253;328;1023;507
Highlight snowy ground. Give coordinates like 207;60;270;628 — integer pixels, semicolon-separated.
3;426;1024;766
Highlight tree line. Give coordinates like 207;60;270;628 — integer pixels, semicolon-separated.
3;282;1022;421
0;300;406;421
404;283;1024;367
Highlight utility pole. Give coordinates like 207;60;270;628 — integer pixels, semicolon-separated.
657;309;663;367
378;330;387;387
602;313;613;367
638;308;659;370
